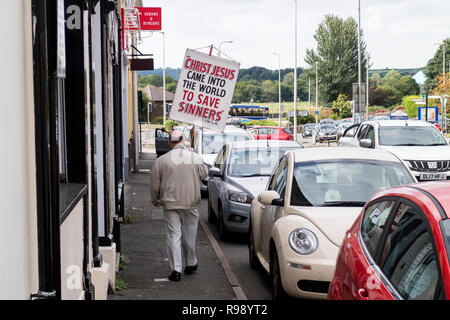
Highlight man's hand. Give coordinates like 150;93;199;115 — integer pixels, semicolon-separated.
152;200;161;207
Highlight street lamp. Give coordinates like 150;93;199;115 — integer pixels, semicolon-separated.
273;52;281;127
293;0;298;141
315;61;319;124
218;40;233;58
357;0;362;123
154;31;167;125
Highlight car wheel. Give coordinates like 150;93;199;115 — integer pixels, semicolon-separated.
271;249;289;300
248;222;259;270
218;206;230;241
207;195;216;224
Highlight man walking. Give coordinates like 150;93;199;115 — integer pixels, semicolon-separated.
150;130;208;281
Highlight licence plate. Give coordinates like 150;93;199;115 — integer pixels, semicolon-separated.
420;173;447;180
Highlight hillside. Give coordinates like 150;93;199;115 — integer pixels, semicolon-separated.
139;66;425;82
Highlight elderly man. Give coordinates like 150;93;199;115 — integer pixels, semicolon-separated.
150;130;208;281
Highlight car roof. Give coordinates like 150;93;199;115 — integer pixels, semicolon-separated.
410;182;450;219
290;147;402;163
371;120;433;127
249;126;281;129
202;125;249;134
231;140;302;149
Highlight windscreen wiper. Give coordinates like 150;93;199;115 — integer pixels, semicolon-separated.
320;201;366;207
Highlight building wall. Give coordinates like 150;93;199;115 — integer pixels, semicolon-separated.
60;201;85;300
0;0;39;299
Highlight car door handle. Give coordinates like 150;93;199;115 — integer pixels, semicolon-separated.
357;288;369;300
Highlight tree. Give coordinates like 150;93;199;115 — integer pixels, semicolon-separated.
305;14;370;106
424;38;450;90
331;94;351;118
369;86;398;108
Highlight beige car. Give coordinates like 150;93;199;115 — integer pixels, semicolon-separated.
248;148;417;300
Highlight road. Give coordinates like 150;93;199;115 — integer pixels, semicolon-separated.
195;136;336;300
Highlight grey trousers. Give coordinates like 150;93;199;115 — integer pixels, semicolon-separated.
163;208;199;273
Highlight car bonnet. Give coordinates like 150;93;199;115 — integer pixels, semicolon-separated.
289;206;363;247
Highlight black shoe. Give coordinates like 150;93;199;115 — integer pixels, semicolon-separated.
184;264;198;275
168;271;181;281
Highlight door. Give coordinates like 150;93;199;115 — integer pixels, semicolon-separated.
260;157;288;262
376;201;445;300
209;146;227;215
155;128;170;155
349;199;397;300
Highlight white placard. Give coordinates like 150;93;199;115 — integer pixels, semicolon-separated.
169;49;240;132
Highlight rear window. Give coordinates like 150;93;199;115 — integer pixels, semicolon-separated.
283;128;292;134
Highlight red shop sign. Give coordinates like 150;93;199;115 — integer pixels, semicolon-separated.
122;7;162;31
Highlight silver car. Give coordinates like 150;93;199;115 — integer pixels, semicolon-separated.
207;140;303;240
192;125;253;192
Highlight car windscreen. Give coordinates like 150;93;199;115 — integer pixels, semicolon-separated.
228;147;298;177
291;160;415;207
202;133;251;154
379;126;447;146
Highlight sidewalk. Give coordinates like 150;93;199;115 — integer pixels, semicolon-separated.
109;149;237;300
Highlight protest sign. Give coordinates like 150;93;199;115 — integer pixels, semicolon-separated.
169;49;240;132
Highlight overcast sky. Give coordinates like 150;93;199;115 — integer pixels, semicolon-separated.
139;0;449;71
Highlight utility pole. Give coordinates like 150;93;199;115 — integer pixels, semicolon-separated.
366;61;369;119
293;0;298;141
357;0;362;123
315;62;318;124
308;78;311;114
274;52;282;127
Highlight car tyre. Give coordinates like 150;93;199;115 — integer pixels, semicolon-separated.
207;195;216;224
218;206;230;241
271;249;289;300
248;222;259;270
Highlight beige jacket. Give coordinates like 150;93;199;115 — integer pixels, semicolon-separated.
150;145;208;210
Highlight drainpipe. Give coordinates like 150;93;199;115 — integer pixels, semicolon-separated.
31;0;62;300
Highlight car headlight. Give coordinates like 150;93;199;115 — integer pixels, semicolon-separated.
228;191;252;204
288;228;318;255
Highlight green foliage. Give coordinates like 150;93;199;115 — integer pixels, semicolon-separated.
152;116;164;124
331;94;351;117
370;85;399;108
244;120;279;127
424;38;450;90
115;276;128;291
403;95;422;119
165;119;179;131
124;214;137;225
289;115;316;126
119;255;130;271
304;14;370;106
138;74;177;92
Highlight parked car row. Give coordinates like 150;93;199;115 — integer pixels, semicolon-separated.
247;147;419;299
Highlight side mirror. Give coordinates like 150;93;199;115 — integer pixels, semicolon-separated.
209;167;223;178
258;191;282;206
359;139;373;148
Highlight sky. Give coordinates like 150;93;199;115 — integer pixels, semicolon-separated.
138;0;450;71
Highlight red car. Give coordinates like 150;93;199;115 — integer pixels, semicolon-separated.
328;181;450;300
247;126;294;141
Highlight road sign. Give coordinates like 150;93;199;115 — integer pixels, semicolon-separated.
169;49;241;132
315;110;319;115
352;83;366;113
298;111;308;117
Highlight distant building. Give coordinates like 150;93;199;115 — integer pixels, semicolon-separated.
144;85;175;121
